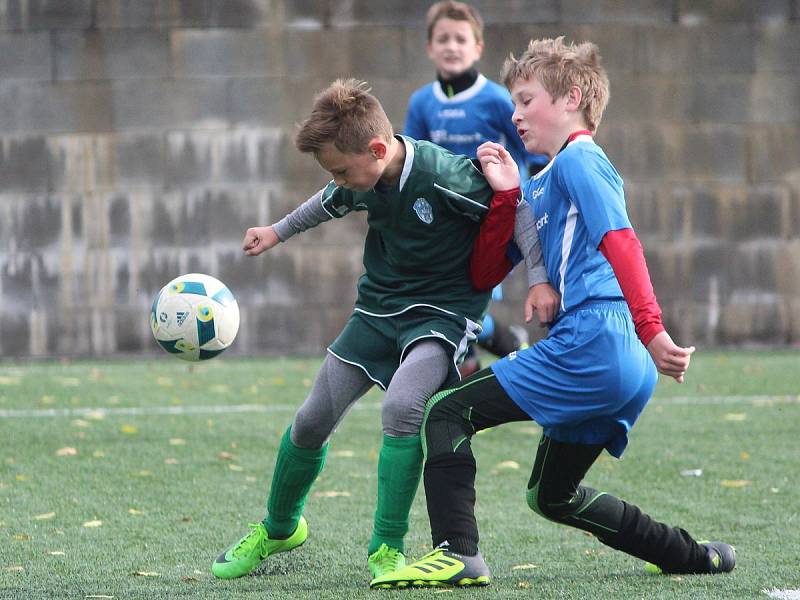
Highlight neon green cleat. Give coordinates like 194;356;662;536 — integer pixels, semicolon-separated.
369;547;491;589
368;543;406;579
644;540;736;575
212;517;308;579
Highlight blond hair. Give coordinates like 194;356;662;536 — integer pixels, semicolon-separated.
295;79;394;155
426;1;483;43
502;37;609;133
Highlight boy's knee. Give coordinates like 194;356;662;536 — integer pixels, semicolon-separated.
526;484;588;522
290;408;330;449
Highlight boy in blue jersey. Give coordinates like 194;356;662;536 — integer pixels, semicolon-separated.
371;38;735;589
210;78;556;584
406;1;554;375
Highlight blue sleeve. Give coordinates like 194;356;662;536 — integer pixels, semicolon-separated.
555;148;631;248
403;90;429;141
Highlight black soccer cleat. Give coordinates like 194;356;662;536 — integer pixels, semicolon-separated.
703;541;736;574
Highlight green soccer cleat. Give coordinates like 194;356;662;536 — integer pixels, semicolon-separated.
369;547;491;589
368;543;406;579
644;540;736;575
212;517;308;579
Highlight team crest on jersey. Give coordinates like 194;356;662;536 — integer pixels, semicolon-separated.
413;198;434;224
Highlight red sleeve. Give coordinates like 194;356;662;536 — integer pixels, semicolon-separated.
598;228;665;346
469;187;519;291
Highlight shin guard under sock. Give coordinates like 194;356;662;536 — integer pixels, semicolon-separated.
264;426;327;538
368;434;423;554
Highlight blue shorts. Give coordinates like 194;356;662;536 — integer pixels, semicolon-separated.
491;300;658;457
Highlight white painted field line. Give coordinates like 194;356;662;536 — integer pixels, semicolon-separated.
655;394;800;406
0;402;380;419
0;394;797;419
764;590;800;600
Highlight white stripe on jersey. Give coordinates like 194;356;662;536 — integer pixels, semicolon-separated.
433;183;489;212
559;202;579;311
398;137;415;191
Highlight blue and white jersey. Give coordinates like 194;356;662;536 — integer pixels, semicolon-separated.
404;74;540;174
523;136;631;313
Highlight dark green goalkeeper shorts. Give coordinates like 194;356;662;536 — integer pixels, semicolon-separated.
328;307;481;390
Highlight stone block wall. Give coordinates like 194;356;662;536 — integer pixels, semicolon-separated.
1;0;799;358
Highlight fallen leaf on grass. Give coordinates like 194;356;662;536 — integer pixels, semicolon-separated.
740;451;750;460
228;464;244;471
33;512;56;520
85;411;106;421
48;551;65;556
723;413;746;421
82;520;103;528
71;419;91;428
56;447;78;457
4;566;24;572
132;470;152;477
128;509;144;515
164;458;179;465
0;376;21;385
93;451;105;458
40;395;55;404
218;451;236;460
512;563;539;570
15;474;28;481
720;480;751;488
13;534;30;541
120;425;138;434
84;596;114;599
331;450;355;457
156;377;173;388
181;576;198;582
313;491;351;498
132;571;159;577
495;460;520;470
169;438;187;446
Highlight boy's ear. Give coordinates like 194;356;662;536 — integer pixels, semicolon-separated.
368;138;388;160
566;85;583;111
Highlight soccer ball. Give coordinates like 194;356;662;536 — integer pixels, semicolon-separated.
150;273;240;361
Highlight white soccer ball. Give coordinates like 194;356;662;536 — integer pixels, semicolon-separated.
150;273;240;361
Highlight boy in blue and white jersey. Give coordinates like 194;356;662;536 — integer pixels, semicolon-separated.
405;1;554;375
372;37;735;590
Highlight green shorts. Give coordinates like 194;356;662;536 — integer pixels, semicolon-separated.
328;307;481;390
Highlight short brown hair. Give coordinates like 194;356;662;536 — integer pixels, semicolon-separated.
426;1;483;44
295;79;394;155
502;37;610;133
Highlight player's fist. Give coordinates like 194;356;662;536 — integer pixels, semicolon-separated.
477;142;520;192
646;331;695;383
242;226;279;256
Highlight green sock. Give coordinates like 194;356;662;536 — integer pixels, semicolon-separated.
264;426;327;538
368;433;423;555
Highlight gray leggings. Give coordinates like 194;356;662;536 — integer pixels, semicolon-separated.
290;340;451;448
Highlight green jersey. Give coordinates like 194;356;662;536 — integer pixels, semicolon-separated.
321;137;492;321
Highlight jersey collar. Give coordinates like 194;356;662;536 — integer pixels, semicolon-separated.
432;73;488;104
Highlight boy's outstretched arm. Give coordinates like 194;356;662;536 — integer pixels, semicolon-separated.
599;228;695;382
242;189;334;257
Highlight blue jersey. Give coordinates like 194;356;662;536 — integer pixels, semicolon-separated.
522;135;631;315
404;74;543;175
491;135;656;457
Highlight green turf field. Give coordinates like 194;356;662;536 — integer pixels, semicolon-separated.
1;351;798;599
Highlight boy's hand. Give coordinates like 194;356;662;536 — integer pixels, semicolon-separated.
477;142;521;192
523;283;560;326
646;331;695;383
243;226;279;256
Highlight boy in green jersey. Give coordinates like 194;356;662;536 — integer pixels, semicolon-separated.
211;78;555;582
